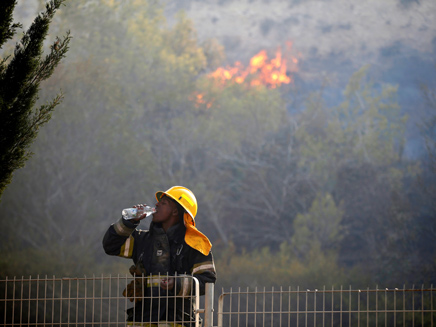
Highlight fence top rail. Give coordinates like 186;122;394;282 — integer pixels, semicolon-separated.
2;277;433;292
219;285;435;296
1;274;198;283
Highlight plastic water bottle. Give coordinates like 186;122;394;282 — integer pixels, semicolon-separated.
122;205;156;220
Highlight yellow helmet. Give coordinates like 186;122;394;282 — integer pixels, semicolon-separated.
155;186;198;219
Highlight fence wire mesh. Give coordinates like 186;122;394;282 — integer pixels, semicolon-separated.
1;276;435;327
217;285;436;327
1;275;201;327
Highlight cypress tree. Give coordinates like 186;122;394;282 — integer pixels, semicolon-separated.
0;0;71;199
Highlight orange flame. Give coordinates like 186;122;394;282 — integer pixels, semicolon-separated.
191;43;300;109
190;91;214;109
209;45;298;89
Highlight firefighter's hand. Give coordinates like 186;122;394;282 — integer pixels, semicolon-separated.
130;204;149;222
161;277;174;290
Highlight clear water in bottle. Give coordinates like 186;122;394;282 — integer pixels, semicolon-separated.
122;205;156;220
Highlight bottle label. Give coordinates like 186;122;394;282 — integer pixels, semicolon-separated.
122;208;138;220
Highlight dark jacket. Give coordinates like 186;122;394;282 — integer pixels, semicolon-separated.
103;218;216;325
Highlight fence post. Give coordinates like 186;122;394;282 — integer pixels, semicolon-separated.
203;283;214;327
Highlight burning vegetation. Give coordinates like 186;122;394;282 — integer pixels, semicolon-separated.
191;42;300;109
210;46;298;88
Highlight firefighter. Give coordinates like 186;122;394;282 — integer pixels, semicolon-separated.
103;186;216;326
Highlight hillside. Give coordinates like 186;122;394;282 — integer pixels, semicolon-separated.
164;0;435;157
165;0;435;66
13;0;436;156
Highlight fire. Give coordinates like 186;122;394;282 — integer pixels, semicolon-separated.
190;91;214;109
209;45;298;89
191;43;299;109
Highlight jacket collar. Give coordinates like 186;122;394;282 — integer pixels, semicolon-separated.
149;221;186;243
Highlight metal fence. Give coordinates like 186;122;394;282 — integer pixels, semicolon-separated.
217;285;436;327
1;275;203;327
1;276;435;327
